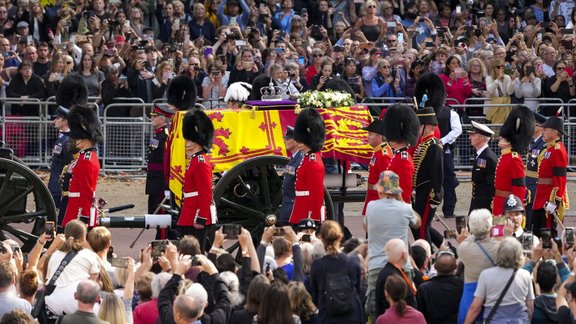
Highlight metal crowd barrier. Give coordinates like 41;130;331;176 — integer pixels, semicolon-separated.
101;103;153;171
5;98;576;171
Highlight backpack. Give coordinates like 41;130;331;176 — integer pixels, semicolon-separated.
322;254;355;316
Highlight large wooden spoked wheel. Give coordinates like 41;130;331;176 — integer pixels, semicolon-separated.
212;156;334;254
0;155;57;252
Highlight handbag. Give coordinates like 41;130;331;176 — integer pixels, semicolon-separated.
483;269;518;324
486;85;512;124
32;251;78;323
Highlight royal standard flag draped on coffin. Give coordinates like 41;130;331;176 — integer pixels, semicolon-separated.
167;107;373;206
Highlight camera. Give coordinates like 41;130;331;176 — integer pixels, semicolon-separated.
225;31;240;41
222;224;241;239
82;10;95;19
108;19;119;29
192;256;202;266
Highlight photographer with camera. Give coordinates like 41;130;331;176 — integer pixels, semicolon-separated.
127;49;154;103
257;226;305;283
228;48;261;85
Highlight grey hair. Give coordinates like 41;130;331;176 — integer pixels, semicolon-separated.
468;209;493;239
151;272;172;299
219;271;244;307
496;237;524;269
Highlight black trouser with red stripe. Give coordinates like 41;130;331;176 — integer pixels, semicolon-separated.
412;196;443;248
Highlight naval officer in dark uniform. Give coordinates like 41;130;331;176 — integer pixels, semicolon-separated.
468;121;498;214
48;106;73;209
279;126;304;225
525;112;547;227
146;104;174;215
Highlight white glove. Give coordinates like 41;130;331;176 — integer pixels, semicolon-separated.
430;203;439;209
545;202;557;214
164;190;171;198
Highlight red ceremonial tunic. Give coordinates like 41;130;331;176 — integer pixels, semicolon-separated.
362;142;393;215
289;152;325;224
62;148;100;227
492;148;527;216
533;140;568;210
387;147;414;203
178;152;215;226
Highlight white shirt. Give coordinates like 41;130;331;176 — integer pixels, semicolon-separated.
46;249;100;286
440;109;463;145
476;144;489;157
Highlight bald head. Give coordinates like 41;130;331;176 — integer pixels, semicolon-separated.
173;295;204;323
385;238;408;264
75;280;100;304
434;253;457;275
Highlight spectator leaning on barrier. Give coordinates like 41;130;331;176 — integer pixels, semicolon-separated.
6;60;45;116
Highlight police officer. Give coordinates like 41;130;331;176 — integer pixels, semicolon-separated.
530;114;568;237
468;121;498;214
62;105;103;228
146;104;173;215
178;110;215;253
413;107;444;248
279;126;304;226
289;109;327;225
525;112;547;227
48;106;73;209
492;106;534;216
502;194;540;247
362;119;393;217
383;104;420;204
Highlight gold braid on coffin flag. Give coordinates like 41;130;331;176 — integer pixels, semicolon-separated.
167;106;374;206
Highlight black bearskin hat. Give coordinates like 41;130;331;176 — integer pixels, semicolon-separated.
68;105;103;143
294;109;326;152
182;110;214;150
167;75;197;110
414;72;446;114
325;77;355;98
383;104;420;146
56;74;88;109
499;106;535;154
250;75;272;100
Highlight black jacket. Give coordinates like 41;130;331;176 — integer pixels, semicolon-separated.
416;274;463;324
375;262;416;317
469;146;497;214
6;73;46;116
157;273;233;324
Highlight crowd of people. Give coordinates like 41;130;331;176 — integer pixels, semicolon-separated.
3;0;576;324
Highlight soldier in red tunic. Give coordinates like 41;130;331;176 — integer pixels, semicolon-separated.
383;104;420;204
289;109;327;225
362;119;393;216
178;110;215;252
531;114;568;237
492;107;534;216
62;104;103;228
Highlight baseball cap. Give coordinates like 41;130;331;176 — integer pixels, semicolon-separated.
333;45;345;52
17;21;29;28
370;48;383;55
